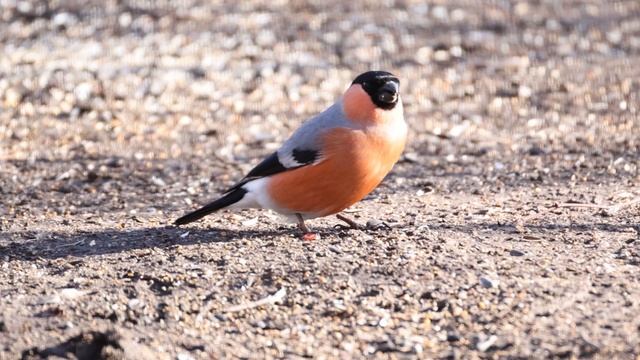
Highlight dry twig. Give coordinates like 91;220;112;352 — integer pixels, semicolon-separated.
222;288;287;313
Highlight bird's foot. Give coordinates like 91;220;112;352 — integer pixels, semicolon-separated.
296;213;319;240
302;232;319;241
336;213;362;230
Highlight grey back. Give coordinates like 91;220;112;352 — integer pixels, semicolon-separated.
276;100;358;168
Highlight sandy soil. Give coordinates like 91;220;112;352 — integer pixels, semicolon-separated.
1;0;640;359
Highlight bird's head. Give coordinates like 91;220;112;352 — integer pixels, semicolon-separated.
342;71;403;125
351;71;400;110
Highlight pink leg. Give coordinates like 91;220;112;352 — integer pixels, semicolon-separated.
296;214;317;241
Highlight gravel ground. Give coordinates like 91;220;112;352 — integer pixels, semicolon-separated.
1;0;640;359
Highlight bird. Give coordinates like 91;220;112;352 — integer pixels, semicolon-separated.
174;70;407;238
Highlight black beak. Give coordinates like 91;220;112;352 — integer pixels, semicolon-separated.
379;82;399;103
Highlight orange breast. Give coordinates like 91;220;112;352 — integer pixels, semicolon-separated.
267;127;406;217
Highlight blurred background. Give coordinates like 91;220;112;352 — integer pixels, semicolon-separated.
2;0;639;222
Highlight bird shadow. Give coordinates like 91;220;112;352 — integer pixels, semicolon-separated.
2;217;637;262
0;225;307;261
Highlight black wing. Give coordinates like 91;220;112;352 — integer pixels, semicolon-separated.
246;152;288;179
225;150;319;192
291;149;319;164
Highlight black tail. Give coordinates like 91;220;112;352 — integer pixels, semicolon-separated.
174;188;247;225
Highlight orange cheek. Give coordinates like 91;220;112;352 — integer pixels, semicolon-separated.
342;84;378;125
342;84;402;125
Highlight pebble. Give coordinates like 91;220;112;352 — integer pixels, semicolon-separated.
479;276;500;289
448;121;470;138
241;218;259;227
377;315;391;327
150;176;167;187
528;145;546;156
432;6;448;20
415;47;433;64
366;219;385;230
41;288;86;304
518;85;533;98
177;353;195;360
52;12;77;28
74;82;94;105
402;152;420;163
476;335;498;352
128;298;142;309
447;332;461;342
510;250;526;257
606;30;622;44
433;49;450;62
4;86;25;107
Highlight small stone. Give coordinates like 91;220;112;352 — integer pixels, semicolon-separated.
432;6;448;20
74;82;94;105
449;45;463;57
377;315;391;327
256;31;276;47
52;12;77;28
528;146;545;156
479;276;499;288
128;299;142;309
402;152;419;163
59;288;86;299
86;171;99;183
5;86;25;107
17;1;34;14
476;335;498;352
436;299;448;312
40;288;86;304
119;12;133;27
619;101;627;110
415;47;433;64
105;157;123;168
528;118;543;127
241;218;258;227
510;249;525;257
448;121;470;138
150;176;166;187
433;49;450;62
518;85;533;98
606;30;623;44
177;353;195;360
366;219;384;229
447;332;461;342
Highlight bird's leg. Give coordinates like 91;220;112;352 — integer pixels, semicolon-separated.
336;213;362;229
296;213;310;233
296;213;317;240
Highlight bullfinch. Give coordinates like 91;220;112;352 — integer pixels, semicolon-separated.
174;71;407;237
